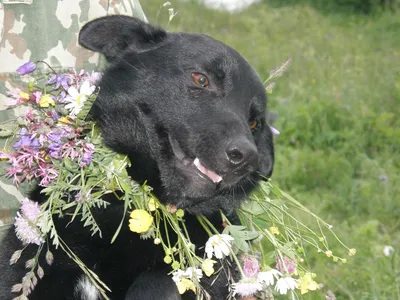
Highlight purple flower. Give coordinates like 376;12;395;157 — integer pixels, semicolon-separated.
56;90;67;102
50;110;60;121
38;167;58;187
79;142;95;167
32;91;42;104
48;74;70;90
13;128;40;149
89;72;102;84
14;212;44;245
269;125;280;135
48;143;62;159
379;175;388;182
16;62;36;76
243;256;260;278
20;198;41;222
6;163;23;185
276;256;296;275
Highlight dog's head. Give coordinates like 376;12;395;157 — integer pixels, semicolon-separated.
79;16;274;215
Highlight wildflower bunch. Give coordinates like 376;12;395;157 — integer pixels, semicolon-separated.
1;60;355;300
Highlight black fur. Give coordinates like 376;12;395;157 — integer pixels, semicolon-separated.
0;16;274;300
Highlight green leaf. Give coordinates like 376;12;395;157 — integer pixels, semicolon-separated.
241;201;265;215
234;238;250;253
261;250;276;267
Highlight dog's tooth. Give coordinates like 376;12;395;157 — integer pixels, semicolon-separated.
194;158;222;183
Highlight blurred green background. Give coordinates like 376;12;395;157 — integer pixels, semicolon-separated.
141;0;400;299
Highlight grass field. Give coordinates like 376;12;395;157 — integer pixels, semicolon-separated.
141;1;400;298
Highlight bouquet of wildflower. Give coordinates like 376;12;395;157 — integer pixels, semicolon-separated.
1;60;355;300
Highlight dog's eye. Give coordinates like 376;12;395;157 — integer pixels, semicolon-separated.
192;73;209;87
249;120;258;130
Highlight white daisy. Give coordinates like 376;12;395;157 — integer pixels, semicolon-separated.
257;269;282;286
383;245;395;257
172;267;203;283
172;269;186;283
205;234;234;259
184;267;203;280
275;277;298;295
232;278;263;297
65;81;95;116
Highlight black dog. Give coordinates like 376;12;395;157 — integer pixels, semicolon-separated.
0;16;274;300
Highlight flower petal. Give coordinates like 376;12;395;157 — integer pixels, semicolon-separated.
67;86;79;98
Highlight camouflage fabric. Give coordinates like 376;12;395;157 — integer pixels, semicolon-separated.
0;0;147;238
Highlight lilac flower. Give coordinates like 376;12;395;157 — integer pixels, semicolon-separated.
38;167;58;186
24;109;36;122
379;175;388;182
14;212;44;245
5;97;20;106
48;130;66;144
50;110;60;121
74;190;92;203
13;128;40;149
7;88;22;98
35;162;58;185
89;72;102;84
232;278;263;297
48;74;70;90
5;88;23;106
57;90;67;102
79;142;95;167
269;125;280;135
276;256;297;275
243;256;260;278
32;91;42;104
66;69;87;86
48;143;62;159
20;198;41;222
62;143;79;160
16;62;36;76
6;163;23;185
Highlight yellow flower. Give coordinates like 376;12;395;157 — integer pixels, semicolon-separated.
147;198;159;211
39;95;55;107
19;92;30;100
201;259;216;277
270;226;280;235
325;250;332;258
348;248;356;256
58;117;71;125
154;238;161;245
129;209;153;233
298;273;319;294
176;278;196;294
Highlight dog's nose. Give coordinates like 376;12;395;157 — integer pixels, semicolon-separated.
226;139;258;173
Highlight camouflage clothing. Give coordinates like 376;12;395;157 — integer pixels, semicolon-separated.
0;0;147;238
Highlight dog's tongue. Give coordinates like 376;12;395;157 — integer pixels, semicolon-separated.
193;158;222;183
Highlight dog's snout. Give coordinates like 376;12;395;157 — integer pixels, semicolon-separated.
226;139;258;173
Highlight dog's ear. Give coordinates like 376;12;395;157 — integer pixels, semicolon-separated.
79;15;167;61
